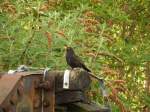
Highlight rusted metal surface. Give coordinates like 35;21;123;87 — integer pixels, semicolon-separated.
0;75;24;111
0;71;55;112
42;73;55;112
0;74;22;105
0;69;110;112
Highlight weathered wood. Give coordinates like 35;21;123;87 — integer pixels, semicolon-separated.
56;91;88;105
55;106;67;112
67;102;111;112
50;69;91;92
50;69;91;105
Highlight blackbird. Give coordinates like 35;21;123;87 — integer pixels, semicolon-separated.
65;47;91;72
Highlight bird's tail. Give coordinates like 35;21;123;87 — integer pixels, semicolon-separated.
82;65;91;72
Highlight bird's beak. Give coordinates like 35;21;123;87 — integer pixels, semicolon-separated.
64;45;67;50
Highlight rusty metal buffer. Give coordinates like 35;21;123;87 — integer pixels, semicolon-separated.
0;68;110;112
0;71;55;112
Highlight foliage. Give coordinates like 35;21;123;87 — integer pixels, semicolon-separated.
0;0;150;111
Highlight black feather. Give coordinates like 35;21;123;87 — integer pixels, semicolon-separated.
65;47;91;72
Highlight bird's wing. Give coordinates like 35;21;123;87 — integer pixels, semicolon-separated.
73;54;85;66
73;55;91;72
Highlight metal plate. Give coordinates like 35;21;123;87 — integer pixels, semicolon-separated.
0;74;22;105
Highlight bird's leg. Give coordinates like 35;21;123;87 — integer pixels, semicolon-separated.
70;67;74;71
73;67;81;71
70;67;80;72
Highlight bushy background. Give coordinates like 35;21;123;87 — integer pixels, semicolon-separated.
0;0;150;111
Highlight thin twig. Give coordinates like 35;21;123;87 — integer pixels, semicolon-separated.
94;27;105;62
98;51;124;64
19;31;35;61
86;51;124;64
